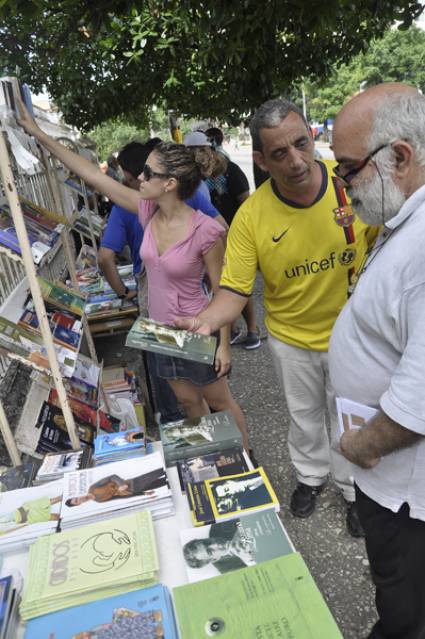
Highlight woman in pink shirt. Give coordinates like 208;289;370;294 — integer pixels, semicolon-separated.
17;102;249;450
136;142;248;450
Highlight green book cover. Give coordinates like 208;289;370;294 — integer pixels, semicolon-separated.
38;276;86;317
0;316;43;357
160;411;242;461
180;510;293;583
20;511;158;620
125;316;217;364
173;552;343;638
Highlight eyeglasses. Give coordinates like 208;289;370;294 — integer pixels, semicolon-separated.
333;144;389;185
142;164;170;181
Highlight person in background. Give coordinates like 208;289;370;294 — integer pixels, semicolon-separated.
98;140;226;424
175;98;379;537
205;127;261;350
329;83;425;639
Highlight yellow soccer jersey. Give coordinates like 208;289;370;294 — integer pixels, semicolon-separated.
220;160;378;351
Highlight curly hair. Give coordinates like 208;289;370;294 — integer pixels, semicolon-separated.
152;142;202;199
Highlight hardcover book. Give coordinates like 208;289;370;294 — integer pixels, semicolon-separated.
20;511;159;620
187;467;279;527
23;583;178;639
160;411;242;466
126;316;217;364
38;276;86;317
173;553;343;638
180;510;293;583
177;447;248;493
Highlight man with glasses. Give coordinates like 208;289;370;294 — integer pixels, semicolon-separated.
177;98;378;537
329;83;425;639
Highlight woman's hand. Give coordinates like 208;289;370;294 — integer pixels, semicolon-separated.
214;343;231;377
16;97;43;139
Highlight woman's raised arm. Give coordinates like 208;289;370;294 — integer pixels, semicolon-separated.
17;98;140;214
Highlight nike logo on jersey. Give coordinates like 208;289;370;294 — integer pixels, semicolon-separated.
272;228;290;243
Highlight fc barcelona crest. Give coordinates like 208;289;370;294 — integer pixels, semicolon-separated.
333;205;355;227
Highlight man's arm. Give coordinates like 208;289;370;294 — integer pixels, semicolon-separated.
340;410;422;469
176;288;248;334
97;247;137;300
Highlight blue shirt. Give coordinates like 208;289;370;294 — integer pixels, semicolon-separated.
100;186;219;274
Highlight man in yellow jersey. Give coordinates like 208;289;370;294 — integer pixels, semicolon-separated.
176;98;378;537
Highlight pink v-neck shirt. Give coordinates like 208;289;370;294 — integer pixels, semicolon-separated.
139;199;225;325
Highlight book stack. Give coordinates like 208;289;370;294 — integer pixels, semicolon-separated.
23;583;178;639
0;198;64;265
94;428;151;465
0;316;78;378
180;510;293;583
173;553;343;639
38;276;86;317
160;411;243;467
186;467;280;527
0;480;62;553
20;511;159;620
102;365;138;402
126;316;217;364
33;449;92;485
18;304;83;353
73;206;104;239
0;574;22;639
59;452;174;530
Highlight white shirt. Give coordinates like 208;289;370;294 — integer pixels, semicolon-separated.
328;184;425;520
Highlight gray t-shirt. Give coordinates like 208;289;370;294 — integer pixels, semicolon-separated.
329;184;425;520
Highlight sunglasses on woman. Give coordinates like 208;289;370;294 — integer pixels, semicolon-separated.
143;164;170;181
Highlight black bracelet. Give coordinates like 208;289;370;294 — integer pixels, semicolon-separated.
118;286;129;299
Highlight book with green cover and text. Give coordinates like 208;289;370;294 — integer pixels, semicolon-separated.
20;511;159;620
173;552;343;638
38;276;86;317
126;316;217;364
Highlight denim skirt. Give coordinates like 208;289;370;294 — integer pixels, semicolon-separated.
146;333;220;386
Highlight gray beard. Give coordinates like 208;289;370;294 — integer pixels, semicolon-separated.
347;170;406;226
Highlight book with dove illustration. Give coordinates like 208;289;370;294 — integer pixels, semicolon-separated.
125;316;217;364
20;511;159;620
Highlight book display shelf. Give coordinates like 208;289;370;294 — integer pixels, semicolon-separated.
0;76;108;465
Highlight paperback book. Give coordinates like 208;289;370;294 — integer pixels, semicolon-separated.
126;316;217;364
336;396;378;435
0;479;62;554
72;354;100;388
177;447;249;493
94;428;147;464
38;276;86;317
20;511;159;620
35;401;95;454
60;451;173;529
23;583;178;639
160;410;242;466
187;467;279;527
34;448;92;485
18;309;82;352
180;510;293;582
173;553;343;638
